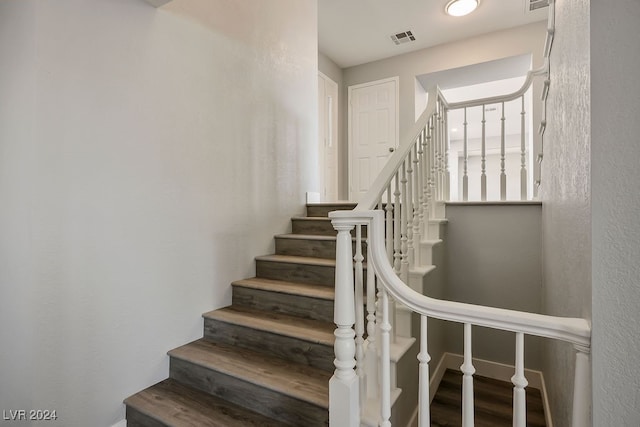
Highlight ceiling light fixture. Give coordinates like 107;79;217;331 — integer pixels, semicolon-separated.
445;0;479;17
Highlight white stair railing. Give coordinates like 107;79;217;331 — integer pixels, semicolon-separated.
330;209;592;427
444;65;548;201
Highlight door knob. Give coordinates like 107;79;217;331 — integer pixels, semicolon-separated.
389;147;395;153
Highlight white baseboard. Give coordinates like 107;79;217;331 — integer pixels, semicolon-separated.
442;353;544;389
429;353;448;403
306;191;321;203
110;420;126;427
539;373;554;427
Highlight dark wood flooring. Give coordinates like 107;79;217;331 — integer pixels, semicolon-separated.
430;369;546;427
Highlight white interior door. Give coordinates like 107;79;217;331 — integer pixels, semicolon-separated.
318;72;339;201
349;77;398;202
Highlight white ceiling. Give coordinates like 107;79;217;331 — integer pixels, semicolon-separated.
318;0;548;68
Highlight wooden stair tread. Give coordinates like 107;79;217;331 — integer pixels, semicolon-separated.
203;306;335;345
255;254;337;267
232;277;335;300
124;378;282;427
168;339;330;408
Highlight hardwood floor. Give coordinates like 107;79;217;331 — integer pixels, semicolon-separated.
430;369;546;427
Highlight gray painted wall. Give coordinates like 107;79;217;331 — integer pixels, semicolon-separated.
540;0;592;425
591;1;640;425
444;203;543;369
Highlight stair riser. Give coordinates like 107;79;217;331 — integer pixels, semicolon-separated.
256;260;367;287
203;318;334;372
276;237;336;259
232;286;334;323
170;358;329;426
306;204;357;217
292;219;336;236
125;407;166;427
275;237;366;260
256;260;335;287
292;219;368;237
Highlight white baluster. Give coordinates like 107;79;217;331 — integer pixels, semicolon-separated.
461;323;475;427
354;225;365;408
379;288;392;427
365;237;378;400
512;332;528;427
572;346;591;427
393;172;401;274
407;149;415;269
428;116;436;215
385;185;393;264
418;315;431;427
463;107;469;201
413;142;422;266
438;100;444;201
444;106;450;201
436;102;443;201
520;95;527;200
500;101;507;201
401;160;409;284
329;220;359;427
481;106;487;201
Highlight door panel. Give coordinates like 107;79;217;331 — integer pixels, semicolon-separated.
349;78;398;202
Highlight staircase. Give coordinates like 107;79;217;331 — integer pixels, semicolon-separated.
124;202;357;427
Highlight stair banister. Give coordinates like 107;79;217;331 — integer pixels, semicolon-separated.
443;58;549;111
336;210;591;348
330;208;592;426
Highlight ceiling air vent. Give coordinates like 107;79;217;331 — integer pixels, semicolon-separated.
528;0;549;11
390;30;416;46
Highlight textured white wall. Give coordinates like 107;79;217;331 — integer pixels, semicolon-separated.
340;22;546;198
0;1;317;426
540;0;591;425
591;1;640;425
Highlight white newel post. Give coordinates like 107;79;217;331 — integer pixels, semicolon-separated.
572;346;591;427
330;219;360;427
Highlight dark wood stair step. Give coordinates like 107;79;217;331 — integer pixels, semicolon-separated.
169;339;330;426
255;254;337;286
203;306;335;371
306;202;357;218
291;217;368;237
431;370;546;427
291;217;337;236
275;233;366;260
232;277;334;322
124;378;283;427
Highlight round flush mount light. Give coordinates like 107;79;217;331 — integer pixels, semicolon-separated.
445;0;479;17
